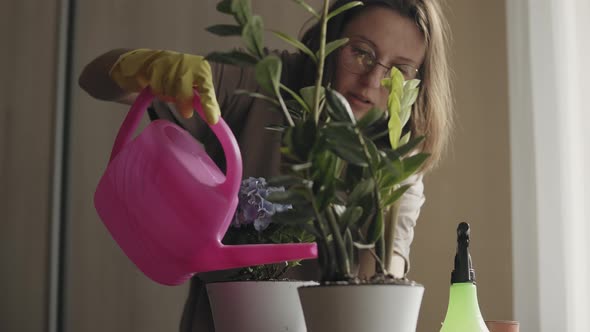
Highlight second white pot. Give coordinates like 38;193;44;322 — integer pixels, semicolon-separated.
298;283;425;332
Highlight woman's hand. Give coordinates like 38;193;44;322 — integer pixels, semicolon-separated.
109;49;220;125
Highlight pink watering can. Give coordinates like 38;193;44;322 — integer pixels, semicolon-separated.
94;87;317;286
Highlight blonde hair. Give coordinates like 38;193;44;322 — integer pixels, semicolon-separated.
409;0;453;171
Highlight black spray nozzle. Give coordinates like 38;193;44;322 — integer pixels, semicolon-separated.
451;222;476;284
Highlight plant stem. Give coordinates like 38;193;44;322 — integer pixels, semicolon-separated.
305;182;333;276
383;200;401;273
305;167;329;240
375;214;385;274
356;228;386;267
276;89;295;127
355;129;387;274
313;0;330;124
326;206;351;277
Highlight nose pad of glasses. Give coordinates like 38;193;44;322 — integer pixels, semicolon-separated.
361;65;389;87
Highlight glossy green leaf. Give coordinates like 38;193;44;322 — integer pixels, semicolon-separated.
322;38;349;58
404;78;421;90
268;174;309;187
292;0;320;18
382;68;404;148
205;50;258;66
242;15;264;58
316;183;337;212
286;162;310;172
234;89;280;105
266;188;310;205
399;102;413;130
364;137;381;169
400;84;419;111
400;131;411;146
356;107;385;129
386;135;425;159
323;126;362;152
388;111;402;149
366;211;383;244
325;89;356;123
272;30;317;63
300;223;321;239
231;0;252;25
384;67;404;92
402;153;430;178
340;206;363;228
290;119;317;161
216;0;232;14
397;79;420;135
378;169;402;191
368;128;389;141
399;107;412;131
388;83;403;111
314;153;343;211
282;99;306;120
272;206;316;224
329;145;368;166
255;55;282;95
327;1;363;20
381;184;410;207
205;24;242;36
280;83;311;113
348;178;375;204
300;86;324;112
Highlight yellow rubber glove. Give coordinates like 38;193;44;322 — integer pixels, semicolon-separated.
109;49;220;125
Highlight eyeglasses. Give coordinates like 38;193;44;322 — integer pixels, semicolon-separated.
340;39;420;80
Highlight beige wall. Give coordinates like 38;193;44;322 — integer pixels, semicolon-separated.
0;0;59;331
0;0;511;331
410;1;513;331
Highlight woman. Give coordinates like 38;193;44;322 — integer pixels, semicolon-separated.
79;0;452;330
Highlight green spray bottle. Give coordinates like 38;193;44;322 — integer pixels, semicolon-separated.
440;222;489;332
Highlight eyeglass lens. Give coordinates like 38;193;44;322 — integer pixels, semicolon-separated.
342;40;418;80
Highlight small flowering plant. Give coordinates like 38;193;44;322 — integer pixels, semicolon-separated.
231;177;292;233
223;177;314;280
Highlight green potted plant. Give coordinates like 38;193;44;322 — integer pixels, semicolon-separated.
206;0;428;331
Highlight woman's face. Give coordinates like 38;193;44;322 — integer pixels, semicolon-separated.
333;6;426;119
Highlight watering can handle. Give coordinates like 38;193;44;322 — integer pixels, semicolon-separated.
109;87;242;195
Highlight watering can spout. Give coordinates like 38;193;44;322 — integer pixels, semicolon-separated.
192;242;318;274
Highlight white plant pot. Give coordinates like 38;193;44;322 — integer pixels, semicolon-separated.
207;280;317;332
298;283;425;332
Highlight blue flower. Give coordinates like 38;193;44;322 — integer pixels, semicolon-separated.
232;177;292;232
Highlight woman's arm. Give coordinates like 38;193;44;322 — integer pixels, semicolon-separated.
390;173;425;274
79;48;221;122
78;48;137;105
358;173;426;279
